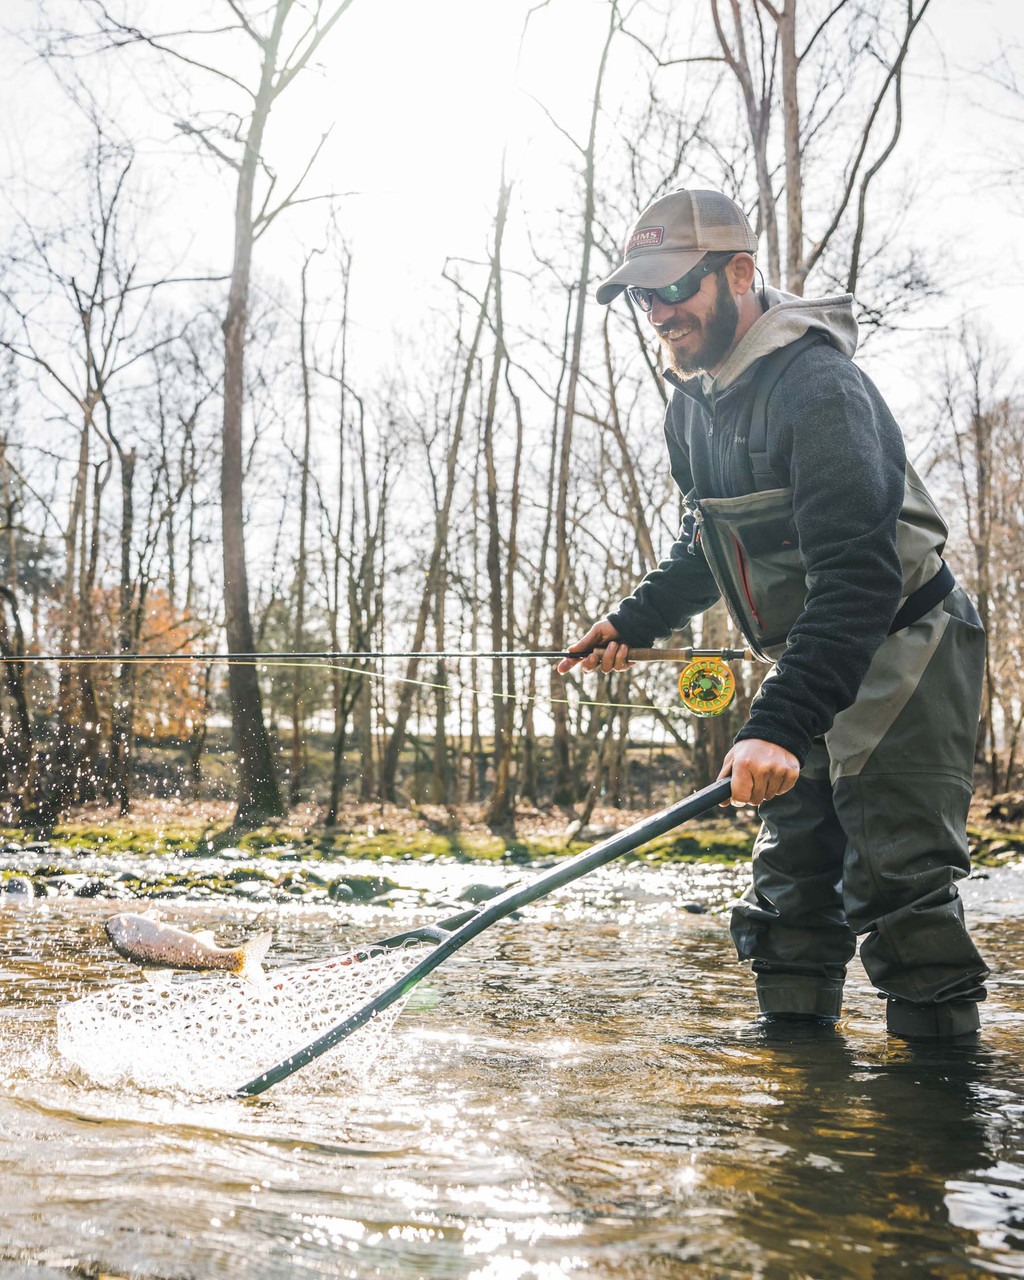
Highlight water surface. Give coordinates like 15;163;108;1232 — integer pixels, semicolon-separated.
1;852;1023;1278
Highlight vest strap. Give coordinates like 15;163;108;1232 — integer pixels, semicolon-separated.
888;561;956;635
747;331;827;491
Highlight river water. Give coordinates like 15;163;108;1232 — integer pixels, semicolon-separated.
1;847;1023;1279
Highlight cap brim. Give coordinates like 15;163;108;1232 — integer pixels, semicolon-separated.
595;248;708;305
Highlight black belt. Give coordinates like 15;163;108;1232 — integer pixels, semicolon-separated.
888;561;956;635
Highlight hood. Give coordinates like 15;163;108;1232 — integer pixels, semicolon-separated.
709;287;859;392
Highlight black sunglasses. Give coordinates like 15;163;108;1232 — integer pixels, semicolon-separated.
626;252;738;313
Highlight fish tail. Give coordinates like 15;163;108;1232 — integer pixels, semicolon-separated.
237;930;273;984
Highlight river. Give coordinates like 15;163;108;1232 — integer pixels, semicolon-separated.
1;847;1022;1278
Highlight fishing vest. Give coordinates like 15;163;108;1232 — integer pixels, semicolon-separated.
686;332;954;662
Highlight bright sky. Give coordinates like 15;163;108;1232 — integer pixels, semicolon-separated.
1;0;1022;430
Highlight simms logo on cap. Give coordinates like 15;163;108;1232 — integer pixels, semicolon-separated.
626;226;664;255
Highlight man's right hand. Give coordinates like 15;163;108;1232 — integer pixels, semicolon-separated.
556;620;633;674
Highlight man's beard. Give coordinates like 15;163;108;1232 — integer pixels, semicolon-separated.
660;272;739;378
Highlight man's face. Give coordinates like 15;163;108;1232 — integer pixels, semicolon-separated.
649;267;739;378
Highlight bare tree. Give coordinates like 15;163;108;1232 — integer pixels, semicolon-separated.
70;0;358;824
551;0;620;804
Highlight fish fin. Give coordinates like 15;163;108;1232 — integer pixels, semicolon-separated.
238;930;273;985
141;968;172;987
191;930;217;945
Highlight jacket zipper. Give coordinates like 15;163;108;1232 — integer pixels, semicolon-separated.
731;534;764;629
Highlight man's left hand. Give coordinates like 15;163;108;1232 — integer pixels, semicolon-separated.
716;739;800;807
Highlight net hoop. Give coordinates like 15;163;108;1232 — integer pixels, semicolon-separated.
57;942;432;1096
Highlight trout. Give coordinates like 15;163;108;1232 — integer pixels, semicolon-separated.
104;910;272;983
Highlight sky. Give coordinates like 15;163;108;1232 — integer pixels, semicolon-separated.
1;0;1022;436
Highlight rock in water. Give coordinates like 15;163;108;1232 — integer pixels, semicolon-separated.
1;875;35;899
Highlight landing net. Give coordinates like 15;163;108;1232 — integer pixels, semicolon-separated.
56;941;433;1096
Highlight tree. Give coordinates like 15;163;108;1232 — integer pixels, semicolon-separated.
74;0;357;825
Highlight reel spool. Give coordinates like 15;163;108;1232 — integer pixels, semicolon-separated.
678;657;736;717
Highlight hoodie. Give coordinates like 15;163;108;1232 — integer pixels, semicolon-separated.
607;288;938;765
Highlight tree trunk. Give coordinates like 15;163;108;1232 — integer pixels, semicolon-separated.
108;440;136;815
552;3;617;803
778;0;803;293
220;5;292;826
289;252;316;806
483;170;514;828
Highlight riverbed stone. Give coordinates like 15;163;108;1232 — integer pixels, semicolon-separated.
224;867;272;883
331;874;399;901
458;883;504;905
231;881;272;900
75;881;108;897
1;875;35;897
368;887;423;907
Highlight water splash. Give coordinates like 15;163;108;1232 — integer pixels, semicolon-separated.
56;943;432;1096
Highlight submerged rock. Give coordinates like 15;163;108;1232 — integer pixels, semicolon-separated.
1;875;35;898
330;874;399;901
458;883;505;905
224;867;273;884
75;881;108;898
230;880;272;900
368;887;423;907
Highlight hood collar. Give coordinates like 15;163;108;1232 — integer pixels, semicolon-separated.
663;287;859;396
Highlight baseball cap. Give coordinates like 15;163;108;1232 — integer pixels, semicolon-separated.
596;189;757;305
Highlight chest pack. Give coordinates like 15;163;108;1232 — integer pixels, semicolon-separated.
688;332;953;662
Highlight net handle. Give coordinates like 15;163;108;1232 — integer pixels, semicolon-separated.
234;776;732;1098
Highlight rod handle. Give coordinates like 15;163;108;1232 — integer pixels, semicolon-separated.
593;647;754;663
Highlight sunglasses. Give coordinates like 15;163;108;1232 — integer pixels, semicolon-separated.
626;252;738;313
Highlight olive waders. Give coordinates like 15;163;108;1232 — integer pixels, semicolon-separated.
693;335;989;1038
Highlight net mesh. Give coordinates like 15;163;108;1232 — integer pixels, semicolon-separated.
56;942;433;1096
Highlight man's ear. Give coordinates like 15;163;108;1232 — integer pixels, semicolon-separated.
726;253;757;295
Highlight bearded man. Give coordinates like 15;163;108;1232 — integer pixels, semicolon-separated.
560;188;988;1040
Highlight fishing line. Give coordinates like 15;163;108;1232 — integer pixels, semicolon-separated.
4;651;673;714
5;647;753;716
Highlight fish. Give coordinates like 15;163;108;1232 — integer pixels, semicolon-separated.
104;909;272;983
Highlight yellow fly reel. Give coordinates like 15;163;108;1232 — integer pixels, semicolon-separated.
678;657;736;717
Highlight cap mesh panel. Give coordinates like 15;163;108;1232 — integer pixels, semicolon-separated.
691;190;757;251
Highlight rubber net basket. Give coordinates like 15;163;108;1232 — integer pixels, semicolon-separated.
56;942;432;1096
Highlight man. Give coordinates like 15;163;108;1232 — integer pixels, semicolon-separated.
560;188;988;1039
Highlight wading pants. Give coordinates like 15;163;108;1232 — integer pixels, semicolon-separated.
730;588;990;1037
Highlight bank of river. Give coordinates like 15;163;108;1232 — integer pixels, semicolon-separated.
1;845;1023;1278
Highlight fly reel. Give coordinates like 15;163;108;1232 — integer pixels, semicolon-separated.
678;657;736;717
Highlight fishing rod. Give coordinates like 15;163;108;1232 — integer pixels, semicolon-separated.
4;647;753;664
4;647;755;717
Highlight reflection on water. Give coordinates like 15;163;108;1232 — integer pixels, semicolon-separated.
1;858;1023;1278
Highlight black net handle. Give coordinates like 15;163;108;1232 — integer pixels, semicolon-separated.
235;776;733;1098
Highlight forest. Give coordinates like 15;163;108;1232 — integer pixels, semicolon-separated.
1;0;1021;835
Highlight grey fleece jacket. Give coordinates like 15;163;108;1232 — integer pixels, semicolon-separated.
607;288;909;765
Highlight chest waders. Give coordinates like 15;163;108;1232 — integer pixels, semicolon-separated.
685;332;954;662
702;333;989;1038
